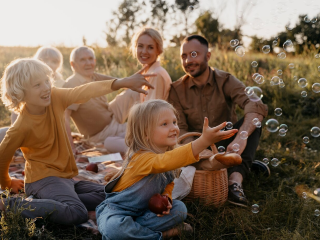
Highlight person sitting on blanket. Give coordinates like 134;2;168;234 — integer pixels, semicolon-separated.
0;58;154;225
168;35;269;207
96;99;238;239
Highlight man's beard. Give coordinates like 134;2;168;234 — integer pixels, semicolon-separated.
184;57;208;78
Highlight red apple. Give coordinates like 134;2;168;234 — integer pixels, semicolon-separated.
86;163;99;173
22;170;25;176
148;193;169;214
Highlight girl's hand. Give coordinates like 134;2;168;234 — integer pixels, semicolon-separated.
157;196;172;217
111;65;155;94
10;178;24;194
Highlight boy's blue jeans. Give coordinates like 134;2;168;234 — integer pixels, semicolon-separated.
4;176;105;225
96;173;188;240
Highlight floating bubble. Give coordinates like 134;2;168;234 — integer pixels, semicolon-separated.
283;40;294;52
311;17;318;23
301;91;307;97
230;39;240;48
279;124;288;132
303;136;310;144
251;61;258;67
262;45;270;54
245;86;254;96
293;76;298;81
279;82;285;88
262;158;269;165
255;75;265;84
252;73;260;80
277;69;283;75
315;209;320;217
277;52;286;59
266;119;279;132
304;15;311;23
232;143;240;152
191;51;197;58
310;126;320;137
289;63;294;69
226;122;233;130
274;108;283;116
240;131;248;140
279;78;284;83
279;128;286;137
252;118;259;125
302;192;307;199
251;204;259;213
312;83;320;93
218;146;226;154
248;86;263;102
315;54;320;59
272;40;278;47
235;46;245;57
255;121;261;128
271;158;279;167
298;78;307;88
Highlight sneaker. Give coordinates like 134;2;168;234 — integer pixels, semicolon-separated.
228;183;248;207
251;160;271;177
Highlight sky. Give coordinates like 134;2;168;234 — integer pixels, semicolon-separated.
0;0;319;48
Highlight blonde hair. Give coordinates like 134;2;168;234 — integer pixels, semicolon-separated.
34;46;63;80
130;27;163;59
0;58;53;113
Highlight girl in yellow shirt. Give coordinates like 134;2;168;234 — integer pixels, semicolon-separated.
96;99;237;239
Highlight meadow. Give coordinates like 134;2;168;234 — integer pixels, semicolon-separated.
0;45;320;239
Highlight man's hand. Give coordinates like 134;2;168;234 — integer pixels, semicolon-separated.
226;138;247;155
111;65;155;94
10;178;24;194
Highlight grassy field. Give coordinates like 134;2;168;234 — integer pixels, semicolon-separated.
1;45;320;239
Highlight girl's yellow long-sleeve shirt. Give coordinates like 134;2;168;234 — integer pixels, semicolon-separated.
113;143;199;200
0;80;115;190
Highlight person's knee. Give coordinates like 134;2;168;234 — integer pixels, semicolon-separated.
171;200;187;221
63;207;88;225
98;218;121;240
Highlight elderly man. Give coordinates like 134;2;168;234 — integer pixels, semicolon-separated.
63;46;148;154
169;35;269;207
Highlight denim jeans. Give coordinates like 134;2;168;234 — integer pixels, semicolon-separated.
96;172;187;240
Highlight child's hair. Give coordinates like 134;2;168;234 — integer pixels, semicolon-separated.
34;46;63;80
130;27;163;59
125;99;178;159
0;58;53;113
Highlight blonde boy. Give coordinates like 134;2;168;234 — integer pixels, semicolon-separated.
0;58;153;225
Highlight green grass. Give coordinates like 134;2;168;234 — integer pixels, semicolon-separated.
1;46;320;239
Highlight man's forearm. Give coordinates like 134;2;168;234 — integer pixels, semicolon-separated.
238;113;263;137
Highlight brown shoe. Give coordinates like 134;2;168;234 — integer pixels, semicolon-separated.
212;153;242;167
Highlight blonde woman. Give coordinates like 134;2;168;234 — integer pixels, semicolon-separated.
130;27;172;102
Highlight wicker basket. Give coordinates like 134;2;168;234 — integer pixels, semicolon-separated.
178;132;228;207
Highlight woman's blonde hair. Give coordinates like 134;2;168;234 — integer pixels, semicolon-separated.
130;27;163;59
0;58;53;113
34;46;63;80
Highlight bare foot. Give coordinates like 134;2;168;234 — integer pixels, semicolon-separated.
162;223;192;238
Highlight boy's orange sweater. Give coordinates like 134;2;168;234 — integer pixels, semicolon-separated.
0;80;115;190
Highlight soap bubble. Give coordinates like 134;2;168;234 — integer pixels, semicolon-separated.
230;39;240;48
289;63;294;69
245;86;254;96
271;76;280;85
298;78;307;88
251;204;259;213
310;126;320;137
235;46;245;57
304;15;311;23
312;83;320;93
279;124;288;132
272;40;278;47
293;76;298;81
283;40;294;52
271;158;279;167
251;61;258;67
301;91;307;97
315;54;320;59
191;51;197;58
254;75;265;84
232;143;240;152
302;192;307;199
255;121;261;128
262;158;269;165
247;86;263;102
262;45;270;54
252;118;259;125
240;131;248;140
266;119;279;132
277;52;286;59
315;209;320;217
311;17;318;23
279;128;286;136
274;108;283;116
218;146;226;154
277;69;283;75
303;136;310;144
226;122;233;130
279;82;285;88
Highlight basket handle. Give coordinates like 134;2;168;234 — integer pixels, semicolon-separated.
178;132;218;154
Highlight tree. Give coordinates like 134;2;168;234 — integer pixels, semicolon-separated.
149;0;170;35
174;0;199;36
195;11;220;46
